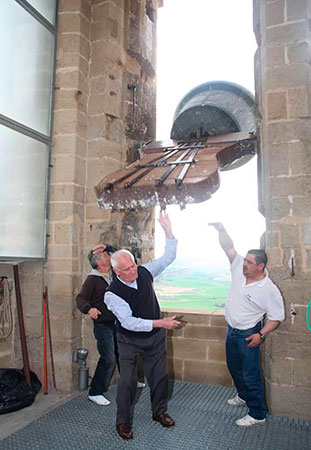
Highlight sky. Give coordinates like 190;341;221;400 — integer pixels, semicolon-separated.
155;0;265;266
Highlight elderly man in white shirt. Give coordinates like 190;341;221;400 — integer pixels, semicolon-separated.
210;222;285;428
105;211;180;440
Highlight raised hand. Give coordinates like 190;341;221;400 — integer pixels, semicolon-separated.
92;244;106;254
158;210;174;239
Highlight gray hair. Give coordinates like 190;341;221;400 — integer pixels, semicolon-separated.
110;249;135;269
88;250;101;269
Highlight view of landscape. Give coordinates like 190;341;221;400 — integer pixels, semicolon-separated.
155;259;230;311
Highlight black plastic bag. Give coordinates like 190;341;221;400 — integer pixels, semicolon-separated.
0;368;41;415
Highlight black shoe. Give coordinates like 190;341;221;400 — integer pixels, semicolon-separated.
116;424;133;439
153;413;175;427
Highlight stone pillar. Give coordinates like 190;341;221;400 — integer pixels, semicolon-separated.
48;0;91;390
81;0;159;378
254;0;311;419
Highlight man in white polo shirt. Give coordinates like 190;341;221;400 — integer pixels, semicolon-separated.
209;222;285;428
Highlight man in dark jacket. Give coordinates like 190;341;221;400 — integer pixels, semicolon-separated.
76;244;118;406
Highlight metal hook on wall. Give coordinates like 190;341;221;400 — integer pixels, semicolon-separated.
127;83;137;131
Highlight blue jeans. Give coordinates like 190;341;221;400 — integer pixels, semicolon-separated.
89;322;119;396
226;323;267;420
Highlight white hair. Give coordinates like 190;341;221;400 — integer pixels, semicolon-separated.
110;249;135;269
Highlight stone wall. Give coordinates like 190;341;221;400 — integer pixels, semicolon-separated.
0;0;159;391
164;311;232;387
254;0;311;419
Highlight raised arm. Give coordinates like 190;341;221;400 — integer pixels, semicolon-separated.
209;222;237;263
158;210;175;239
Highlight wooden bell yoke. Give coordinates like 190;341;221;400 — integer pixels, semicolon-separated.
95;131;256;211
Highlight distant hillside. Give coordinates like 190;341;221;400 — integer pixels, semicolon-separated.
155;261;230;311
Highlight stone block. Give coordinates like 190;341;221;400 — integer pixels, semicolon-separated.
167;337;207;361
280;224;300;247
91;17;120;42
209;314;227;327
183;325;226;341
58;34;90;61
265;0;285;27
266;21;308;45
48;244;79;259
76;110;88;140
184;360;232;387
167;357;183;380
54;223;79;246
267;91;287;120
58;0;83;13
53;109;78;135
169;312;210;326
87;139;123;159
267;197;291;220
58;12;89;38
25;316;43;338
265;380;311;419
281;305;309;334
276;280;311;304
287;0;308;21
288;87;310;118
49;184;85;204
86;204;111;220
289;141;311;176
52;135;86;157
266;230;280;248
50;317;82;340
267;248;283;266
88;115;107;140
48;294;78;318
49;202;74;222
54;89;87;114
268;143;289;175
47;274;75;298
105;116;125;142
182;325;208;340
50;154;86;184
87;158;121;187
266;63;308;90
287;42;310;64
265;45;285;68
292;195;311;217
302;223;311;245
166;326;183;338
267;332;311;360
91;40;123;64
207;341;225;362
85;186;99;203
263;354;293;385
270;175;311;197
48;258;80;274
54;362;78;391
89;92;122;118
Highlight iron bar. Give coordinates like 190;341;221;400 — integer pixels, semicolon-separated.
155;141;201;186
104;147;182;190
124;146;185;189
175;146;200;187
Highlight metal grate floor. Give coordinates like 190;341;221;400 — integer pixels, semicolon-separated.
1;381;310;450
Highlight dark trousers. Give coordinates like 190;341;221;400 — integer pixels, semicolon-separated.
226;322;267;420
89;322;119;396
116;329;168;426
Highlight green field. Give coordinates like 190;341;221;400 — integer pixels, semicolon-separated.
155;265;230;311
